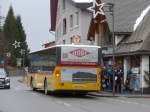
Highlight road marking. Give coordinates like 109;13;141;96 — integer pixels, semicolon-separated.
141;104;150;108
56;101;63;104
107;98;150;108
56;100;72;107
63;102;73;107
14;86;27;91
31;93;39;97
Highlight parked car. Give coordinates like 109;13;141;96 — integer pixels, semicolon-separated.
0;68;10;89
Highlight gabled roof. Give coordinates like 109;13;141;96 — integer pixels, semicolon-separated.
101;0;150;33
115;9;150;55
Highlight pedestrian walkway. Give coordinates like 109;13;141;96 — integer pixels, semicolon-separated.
88;91;150;98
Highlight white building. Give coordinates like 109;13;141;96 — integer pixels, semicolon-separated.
51;0;93;45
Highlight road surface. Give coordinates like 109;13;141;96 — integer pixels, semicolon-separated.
0;77;150;112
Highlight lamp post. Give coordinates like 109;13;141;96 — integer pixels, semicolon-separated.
112;4;115;96
88;1;115;96
107;3;115;96
102;3;115;96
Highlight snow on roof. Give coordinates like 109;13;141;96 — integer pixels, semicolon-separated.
134;5;150;31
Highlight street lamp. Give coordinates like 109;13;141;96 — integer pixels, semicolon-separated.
88;1;115;95
104;3;115;96
99;2;115;96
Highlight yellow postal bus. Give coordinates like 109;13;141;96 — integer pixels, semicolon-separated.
26;45;102;95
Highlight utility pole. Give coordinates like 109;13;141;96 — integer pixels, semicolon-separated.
111;3;115;96
87;0;115;96
95;1;115;96
104;2;115;96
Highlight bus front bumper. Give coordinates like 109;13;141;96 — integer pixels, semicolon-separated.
52;82;101;92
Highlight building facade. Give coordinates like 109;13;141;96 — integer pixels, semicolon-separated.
101;0;150;93
51;0;93;45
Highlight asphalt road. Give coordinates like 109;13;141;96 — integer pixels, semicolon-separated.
0;77;150;112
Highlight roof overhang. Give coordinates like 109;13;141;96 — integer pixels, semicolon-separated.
104;50;150;57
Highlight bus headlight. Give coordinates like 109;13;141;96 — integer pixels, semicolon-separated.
55;71;60;78
56;73;60;77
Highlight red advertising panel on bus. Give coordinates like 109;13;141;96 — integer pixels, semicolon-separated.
61;46;99;66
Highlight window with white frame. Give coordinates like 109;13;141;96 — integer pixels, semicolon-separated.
70;14;73;28
75;12;79;26
62;0;66;10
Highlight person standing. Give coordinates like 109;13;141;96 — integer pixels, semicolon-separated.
107;65;113;91
114;67;122;93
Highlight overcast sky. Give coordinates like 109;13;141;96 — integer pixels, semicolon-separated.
1;0;55;52
0;0;94;52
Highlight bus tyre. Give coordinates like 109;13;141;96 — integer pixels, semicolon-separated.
30;78;36;91
44;80;48;95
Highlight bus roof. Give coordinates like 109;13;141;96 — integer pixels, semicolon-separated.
30;44;101;54
57;44;101;48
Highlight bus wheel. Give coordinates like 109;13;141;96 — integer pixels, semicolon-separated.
30;78;36;91
44;80;48;95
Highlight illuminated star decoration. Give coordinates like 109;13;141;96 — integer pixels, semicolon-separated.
87;0;105;18
12;40;21;49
